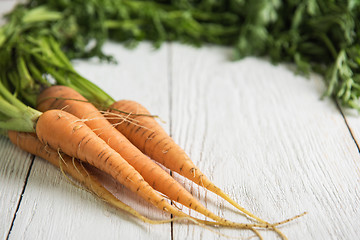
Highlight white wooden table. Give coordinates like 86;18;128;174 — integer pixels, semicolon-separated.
1;1;360;239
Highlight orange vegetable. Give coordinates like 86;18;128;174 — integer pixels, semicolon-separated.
108;100;269;224
35;86;292;239
8;130;272;238
36;86;247;225
35;109;193;219
7;131;175;224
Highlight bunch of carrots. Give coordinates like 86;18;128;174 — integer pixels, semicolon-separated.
0;8;306;239
4;83;305;239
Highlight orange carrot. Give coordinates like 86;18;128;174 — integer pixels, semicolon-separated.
8;127;301;239
34;109;196;220
34;109;277;233
7;131;174;224
8;131;248;230
108;100;270;224
36;86;249;225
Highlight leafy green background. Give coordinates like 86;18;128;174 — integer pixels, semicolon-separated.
1;0;360;110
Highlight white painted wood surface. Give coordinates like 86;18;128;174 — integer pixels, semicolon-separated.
1;1;360;239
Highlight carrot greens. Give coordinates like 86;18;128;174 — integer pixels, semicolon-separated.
0;79;41;133
1;0;360;111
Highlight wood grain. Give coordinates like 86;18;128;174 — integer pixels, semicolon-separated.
0;137;33;239
0;3;32;239
169;43;360;239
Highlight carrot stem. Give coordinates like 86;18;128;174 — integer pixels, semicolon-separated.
0;80;41;132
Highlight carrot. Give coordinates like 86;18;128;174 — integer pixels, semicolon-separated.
108;100;271;224
36;85;257;226
35;86;297;240
10;132;265;240
107;100;306;239
8;131;245;230
34;108;279;236
0;61;297;238
7;131;175;225
34;109;199;219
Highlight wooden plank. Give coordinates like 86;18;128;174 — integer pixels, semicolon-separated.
8;42;172;240
0;1;31;239
169;43;360;239
340;109;360;155
0;137;33;239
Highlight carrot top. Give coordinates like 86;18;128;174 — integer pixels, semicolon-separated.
0;79;41;133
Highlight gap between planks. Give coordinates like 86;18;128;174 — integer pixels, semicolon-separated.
6;155;35;240
167;42;175;240
336;100;360;160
